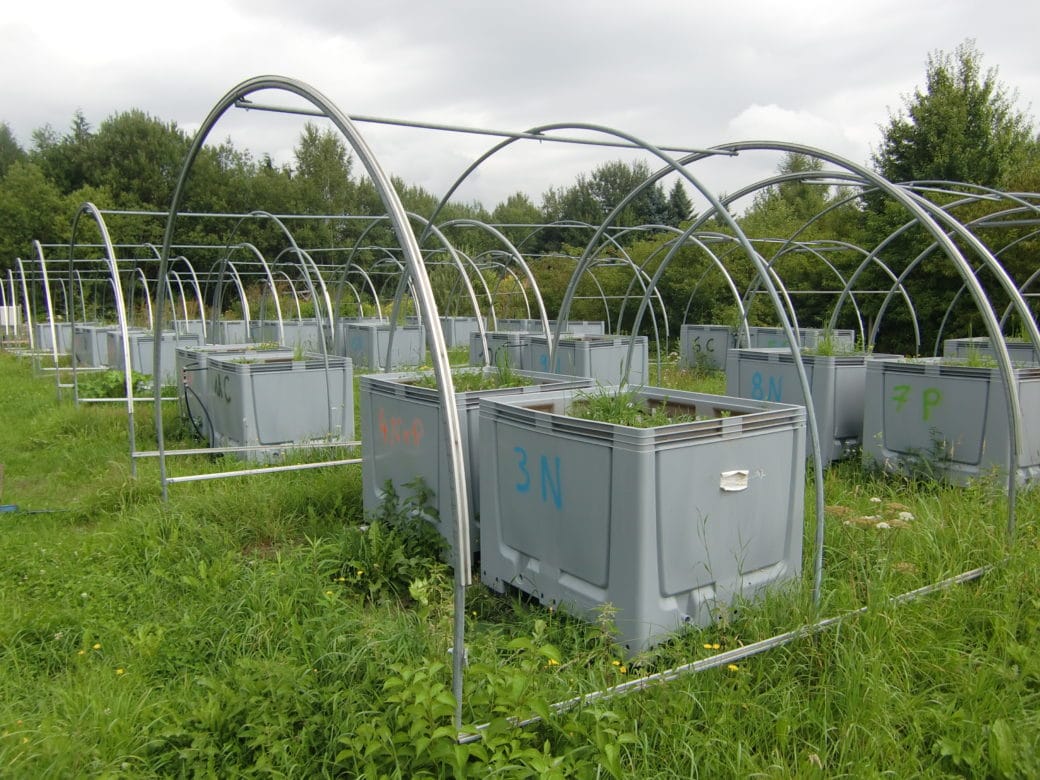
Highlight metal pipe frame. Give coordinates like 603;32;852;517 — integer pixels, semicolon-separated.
151;76;472;730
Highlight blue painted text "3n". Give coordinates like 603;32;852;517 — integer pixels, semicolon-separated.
513;446;563;509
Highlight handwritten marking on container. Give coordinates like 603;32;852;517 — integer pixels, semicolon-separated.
690;336;715;353
213;372;231;404
513;445;563;509
750;371;783;402
891;384;943;421
377;408;424;447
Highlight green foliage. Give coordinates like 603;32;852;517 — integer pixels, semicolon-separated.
568;388;699;427
0;160;66;261
412;365;534;392
872;40;1036;187
666;178;694;225
76;369;149;399
0;121;26;179
0;352;1039;776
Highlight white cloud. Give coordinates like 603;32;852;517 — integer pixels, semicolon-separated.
727;104;863;161
1;0;1038;212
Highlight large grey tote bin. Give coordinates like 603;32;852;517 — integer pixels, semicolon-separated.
527;334;649;386
468;330;531;370
35;322;74;353
479;386;806;655
359;367;594;560
862;357;1040;485
942;337;1040;366
106;329;201;385
494;319;605;336
739;326;855;351
406;316;487;348
725;348;894;466
73;324;113;366
495;318;558;333
250;318;324;350
1;305;21;332
679;324;734;370
204;353;354;462
334;320;425;369
175;344;294;424
210;319;250;345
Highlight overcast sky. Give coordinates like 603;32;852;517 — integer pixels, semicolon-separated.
2;0;1038;214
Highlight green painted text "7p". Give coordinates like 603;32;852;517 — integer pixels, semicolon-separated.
891;384;943;421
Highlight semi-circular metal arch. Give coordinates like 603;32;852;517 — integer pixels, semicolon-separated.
150;75;472;727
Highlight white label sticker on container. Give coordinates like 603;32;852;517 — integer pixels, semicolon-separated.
720;469;749;492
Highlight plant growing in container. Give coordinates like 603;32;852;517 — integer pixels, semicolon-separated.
478;383;806;655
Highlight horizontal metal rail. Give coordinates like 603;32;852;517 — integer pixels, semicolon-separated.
233;98;737;158
135;439;361;458
163;457;361;484
457;564;994;744
78;396;179;403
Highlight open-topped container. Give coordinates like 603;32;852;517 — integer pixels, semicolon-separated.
478;384;806;654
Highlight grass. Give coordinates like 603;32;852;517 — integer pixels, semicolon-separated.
1;349;1038;776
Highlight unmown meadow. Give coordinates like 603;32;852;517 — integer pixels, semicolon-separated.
0;351;1038;777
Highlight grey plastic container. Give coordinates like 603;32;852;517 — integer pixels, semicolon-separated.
210;319;250;345
250;318;324;350
527;334;649;386
359;367;595;559
334;320;426;369
175;344;294;423
35;322;74;353
72;324;115;366
496;318;558;333
800;329;857;351
862;357;1040;485
679;324;734;370
725;348;895;466
173;320;207;340
557;320;606;336
406;316;487;348
468;330;531;370
479;385;806;654
106;329;202;385
942;337;1040;366
740;326;855;351
205;353;354;462
0;305;21;331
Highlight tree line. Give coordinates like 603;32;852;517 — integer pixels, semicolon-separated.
1;41;1038;353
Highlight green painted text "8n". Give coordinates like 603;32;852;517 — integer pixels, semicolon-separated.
891;384;943;421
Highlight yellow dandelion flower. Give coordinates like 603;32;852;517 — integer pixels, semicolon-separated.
546;658;560;667
619;665;628;674
611;659;621;666
77;649;86;656
356;569;365;577
727;664;739;672
703;643;721;650
325;590;334;596
116;668;125;676
92;643;101;650
336;576;346;582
